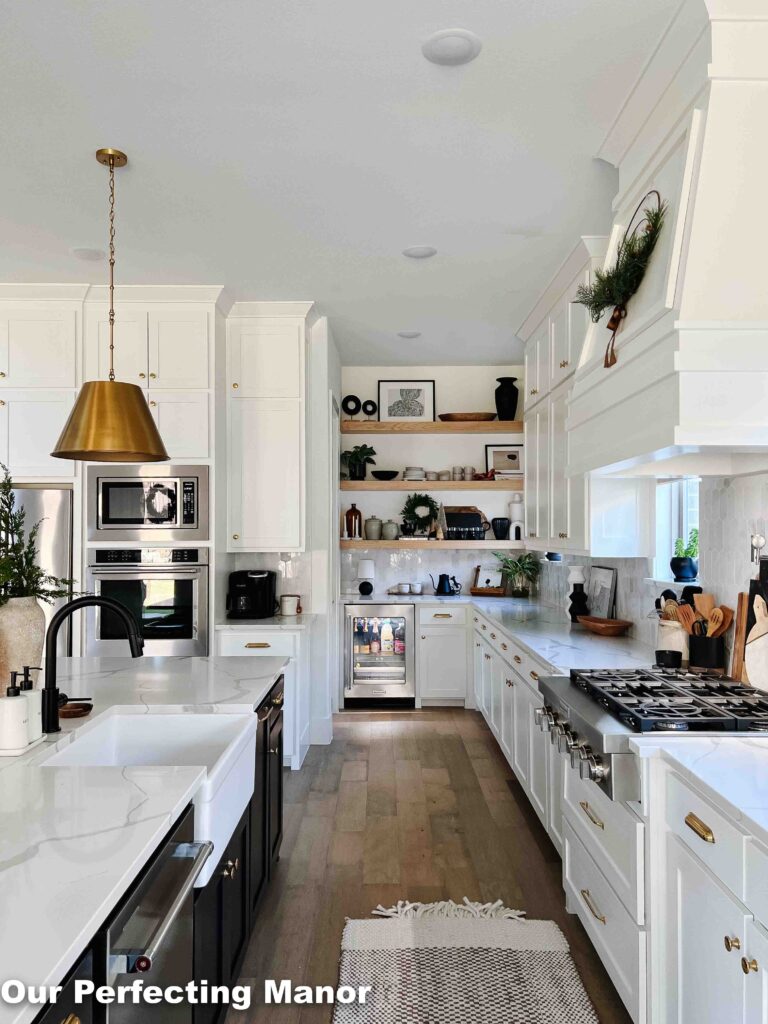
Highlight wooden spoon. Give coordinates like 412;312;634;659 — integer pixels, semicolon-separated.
663;600;680;621
677;604;696;635
713;606;734;638
694;593;716;619
707;608;724;637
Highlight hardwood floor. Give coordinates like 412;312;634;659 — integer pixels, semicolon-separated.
233;709;632;1024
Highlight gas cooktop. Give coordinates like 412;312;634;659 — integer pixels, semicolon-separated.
570;668;768;733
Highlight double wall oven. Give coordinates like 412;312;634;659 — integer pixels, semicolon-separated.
86;465;211;656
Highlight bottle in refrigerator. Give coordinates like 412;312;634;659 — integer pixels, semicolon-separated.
394;619;406;655
380;620;394;653
353;618;365;654
370;618;381;654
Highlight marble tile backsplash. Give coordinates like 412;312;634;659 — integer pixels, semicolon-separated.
699;474;768;611
341;549;492;595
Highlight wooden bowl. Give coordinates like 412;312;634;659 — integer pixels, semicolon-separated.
59;702;93;719
438;412;497;422
577;616;633;637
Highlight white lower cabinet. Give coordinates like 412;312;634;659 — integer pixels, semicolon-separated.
512;673;531;790
418;625;469;703
216;628;309;770
499;670;514;763
526;682;548;828
547;741;564;855
664;833;748;1024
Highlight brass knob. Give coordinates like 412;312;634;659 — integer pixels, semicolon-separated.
149;400;157;407
530;388;539;395
272;694;284;706
0;372;6;378
473;616;478;622
529;531;535;538
514;655;522;664
232;382;239;389
742;957;759;974
501;642;508;651
530;670;539;681
481;624;487;630
490;633;496;639
724;936;741;952
560;359;569;368
222;859;237;879
149;372;157;379
139;372;146;379
0;401;5;407
421;635;426;639
232;534;239;540
506;679;513;688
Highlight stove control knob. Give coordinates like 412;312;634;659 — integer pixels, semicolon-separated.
534;707;546;725
550;722;565;745
582;754;608;783
571;744;590;770
558;729;576;754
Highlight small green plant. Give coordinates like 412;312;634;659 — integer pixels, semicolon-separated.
341;444;376;480
495;551;541;596
0;464;75;606
401;492;440;534
674;528;699;560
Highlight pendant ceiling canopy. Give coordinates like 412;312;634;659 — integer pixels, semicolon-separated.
51;148;169;463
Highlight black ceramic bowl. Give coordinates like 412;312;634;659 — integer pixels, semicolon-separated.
371;470;398;481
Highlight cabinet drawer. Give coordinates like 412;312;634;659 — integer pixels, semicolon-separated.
418;604;467;626
563;820;646;1024
666;770;745;899
218;632;296;658
746;839;768;929
563;766;645;923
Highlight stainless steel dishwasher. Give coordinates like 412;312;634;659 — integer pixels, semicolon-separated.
102;806;212;1022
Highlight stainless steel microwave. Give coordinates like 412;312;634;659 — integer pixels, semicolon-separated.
86;464;209;543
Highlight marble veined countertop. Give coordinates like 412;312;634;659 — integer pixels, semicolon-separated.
0;656;288;1024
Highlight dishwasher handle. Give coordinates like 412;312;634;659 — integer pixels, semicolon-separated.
110;840;213;977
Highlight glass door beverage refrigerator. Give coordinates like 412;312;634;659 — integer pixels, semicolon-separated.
344;604;415;703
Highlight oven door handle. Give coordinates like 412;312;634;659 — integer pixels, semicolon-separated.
108;840;213;978
90;569;202;576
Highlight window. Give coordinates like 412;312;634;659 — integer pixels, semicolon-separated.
654;478;699;580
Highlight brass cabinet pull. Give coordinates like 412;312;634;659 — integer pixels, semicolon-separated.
0;401;5;407
501;643;508;651
514;655;522;665
272;693;284;706
139;372;146;379
222;858;238;879
481;624;487;630
149;400;157;407
484;653;491;661
505;678;514;688
528;531;536;538
473;616;478;622
560;359;569;368
245;642;271;649
530;670;539;682
149;372;157;379
579;801;605;830
232;533;240;540
490;632;497;639
232;382;239;389
530;388;539;396
580;889;606;925
433;613;452;618
257;707;271;722
421;634;426;639
685;811;715;844
724;936;741;952
743;957;759;974
0;372;6;378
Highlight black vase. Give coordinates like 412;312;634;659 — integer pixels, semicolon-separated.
670;556;699;582
569;583;589;623
491;517;510;540
494;377;519;421
348;462;367;481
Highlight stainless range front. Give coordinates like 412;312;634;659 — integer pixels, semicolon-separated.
86;548;208;656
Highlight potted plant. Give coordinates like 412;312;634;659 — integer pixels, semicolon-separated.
670;528;699;582
341;444;376;481
495;551;541;598
0;465;75;683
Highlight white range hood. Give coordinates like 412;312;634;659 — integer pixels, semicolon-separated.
567;0;768;479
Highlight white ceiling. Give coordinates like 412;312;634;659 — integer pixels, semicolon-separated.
0;0;676;365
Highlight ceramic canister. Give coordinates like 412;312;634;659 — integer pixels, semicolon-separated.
381;519;399;540
364;516;383;540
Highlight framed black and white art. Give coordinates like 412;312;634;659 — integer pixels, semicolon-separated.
485;443;523;477
377;380;436;422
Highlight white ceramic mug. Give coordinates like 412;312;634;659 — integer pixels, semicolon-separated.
410;582;423;595
397;583;411;594
280;594;300;617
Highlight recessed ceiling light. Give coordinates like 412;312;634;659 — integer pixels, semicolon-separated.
402;246;437;259
71;247;106;261
397;331;421;339
422;29;482;67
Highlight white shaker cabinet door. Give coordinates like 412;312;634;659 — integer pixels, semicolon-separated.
228;397;303;551
84;305;149;384
0;390;77;478
527;684;548;828
228;318;303;399
148;391;209;460
148;308;209;389
0;308;77;387
418;627;468;702
512;674;531;791
665;834;748;1024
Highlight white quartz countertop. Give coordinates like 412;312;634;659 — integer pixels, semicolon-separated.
0;656;288;1024
346;594;655;673
631;736;768;849
215;614;313;630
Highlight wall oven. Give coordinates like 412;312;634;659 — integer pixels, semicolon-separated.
87;464;209;543
86;548;208;656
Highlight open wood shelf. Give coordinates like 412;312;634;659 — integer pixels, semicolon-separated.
340;479;523;491
341;420;523;434
340;539;525;550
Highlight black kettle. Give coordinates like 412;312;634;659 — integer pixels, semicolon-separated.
429;573;462;596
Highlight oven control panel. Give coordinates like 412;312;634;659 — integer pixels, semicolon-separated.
182;480;197;524
91;548;206;565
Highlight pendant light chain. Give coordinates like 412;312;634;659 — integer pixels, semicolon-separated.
107;155;116;381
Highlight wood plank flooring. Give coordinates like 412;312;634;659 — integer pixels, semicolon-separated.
233;709;632;1024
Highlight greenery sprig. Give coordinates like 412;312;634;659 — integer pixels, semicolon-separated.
0;464;75;606
401;492;440;533
674;528;699;560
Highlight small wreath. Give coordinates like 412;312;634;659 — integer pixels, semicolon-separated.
401;492;440;533
574;190;667;368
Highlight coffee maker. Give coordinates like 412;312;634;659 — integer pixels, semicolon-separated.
226;570;278;619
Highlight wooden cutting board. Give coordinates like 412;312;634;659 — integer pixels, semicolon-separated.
732;592;750;683
745;595;768;692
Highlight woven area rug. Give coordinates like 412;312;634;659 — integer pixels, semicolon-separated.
333;899;599;1023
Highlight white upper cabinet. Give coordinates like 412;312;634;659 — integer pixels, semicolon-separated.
0;390;77;478
148;308;209;389
0;308;77;387
228;318;303;399
148;390;209;460
85;305;209;389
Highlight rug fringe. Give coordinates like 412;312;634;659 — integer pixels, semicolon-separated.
372;897;527;921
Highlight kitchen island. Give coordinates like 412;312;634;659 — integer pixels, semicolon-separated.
0;656;288;1024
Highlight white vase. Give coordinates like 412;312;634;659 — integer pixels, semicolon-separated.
0;597;46;687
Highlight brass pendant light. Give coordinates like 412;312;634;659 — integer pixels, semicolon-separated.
52;149;169;462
